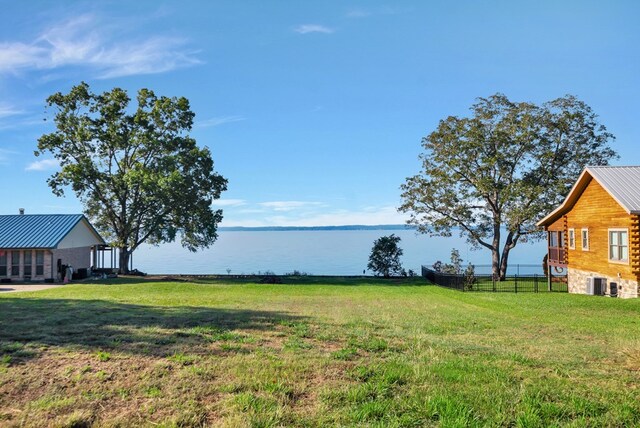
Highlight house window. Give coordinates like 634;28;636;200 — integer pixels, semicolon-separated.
549;231;564;247
36;251;44;276
0;252;6;276
568;229;575;249
581;229;589;251
11;251;20;276
609;229;629;262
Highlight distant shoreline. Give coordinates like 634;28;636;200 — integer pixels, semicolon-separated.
218;224;416;232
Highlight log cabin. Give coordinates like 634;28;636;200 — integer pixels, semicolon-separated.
0;212;105;283
537;166;640;298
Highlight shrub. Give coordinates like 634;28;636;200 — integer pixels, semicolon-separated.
367;234;404;278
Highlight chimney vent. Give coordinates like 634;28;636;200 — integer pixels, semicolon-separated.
19;208;25;215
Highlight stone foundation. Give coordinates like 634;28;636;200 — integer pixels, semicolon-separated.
568;267;639;298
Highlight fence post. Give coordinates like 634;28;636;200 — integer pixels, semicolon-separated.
492;276;496;292
515;274;518;294
534;274;538;293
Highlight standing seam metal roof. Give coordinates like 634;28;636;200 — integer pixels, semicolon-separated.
587;166;640;214
0;214;96;249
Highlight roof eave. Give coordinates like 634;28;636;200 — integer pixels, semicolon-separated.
536;168;593;228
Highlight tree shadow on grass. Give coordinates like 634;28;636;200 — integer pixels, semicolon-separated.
0;298;307;363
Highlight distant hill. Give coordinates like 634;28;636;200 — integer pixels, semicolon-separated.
219;224;415;232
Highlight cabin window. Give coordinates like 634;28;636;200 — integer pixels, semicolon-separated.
609;229;629;262
549;231;564;247
24;251;32;277
36;251;45;276
568;229;575;249
11;251;20;276
0;252;6;276
581;229;589;251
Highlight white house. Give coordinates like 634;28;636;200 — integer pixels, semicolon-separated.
0;213;106;282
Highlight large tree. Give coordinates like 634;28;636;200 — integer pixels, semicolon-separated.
36;82;228;273
399;94;617;279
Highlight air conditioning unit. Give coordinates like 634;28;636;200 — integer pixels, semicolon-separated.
609;282;618;298
586;277;606;296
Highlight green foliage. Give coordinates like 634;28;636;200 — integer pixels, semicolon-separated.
36;82;227;272
433;249;464;274
400;93;617;278
167;352;197;366
95;351;110;362
367;234;404;278
433;249;476;289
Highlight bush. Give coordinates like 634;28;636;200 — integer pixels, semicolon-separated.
433;249;475;289
367;234;404;278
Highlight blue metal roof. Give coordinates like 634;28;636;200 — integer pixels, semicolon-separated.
0;214;102;249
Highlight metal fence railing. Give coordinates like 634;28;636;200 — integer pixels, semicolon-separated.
421;265;568;293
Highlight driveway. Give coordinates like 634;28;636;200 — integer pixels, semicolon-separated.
0;283;65;293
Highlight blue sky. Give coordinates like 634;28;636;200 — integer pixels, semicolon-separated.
0;1;638;226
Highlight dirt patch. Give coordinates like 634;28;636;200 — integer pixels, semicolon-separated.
0;284;64;293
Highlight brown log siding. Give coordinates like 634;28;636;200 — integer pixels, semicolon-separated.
565;178;637;281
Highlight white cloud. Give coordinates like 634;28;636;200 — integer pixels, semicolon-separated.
211;199;247;207
223;203;408;227
293;24;335;34
0;14;201;78
270;206;407;227
259;201;325;212
25;158;59;171
197;115;245;128
346;9;371;18
0;103;24;118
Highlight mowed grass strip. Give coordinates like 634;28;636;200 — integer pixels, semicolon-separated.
0;276;639;427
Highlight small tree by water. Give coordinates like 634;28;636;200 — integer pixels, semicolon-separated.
368;234;404;278
433;249;476;289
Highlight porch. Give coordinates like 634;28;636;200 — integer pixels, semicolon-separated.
547;230;567;268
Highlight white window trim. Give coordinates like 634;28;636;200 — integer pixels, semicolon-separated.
568;228;575;250
608;228;629;265
581;228;589;251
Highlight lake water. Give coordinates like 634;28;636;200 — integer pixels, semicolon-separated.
132;229;547;276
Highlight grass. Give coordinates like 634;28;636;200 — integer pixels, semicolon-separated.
1;276;639;426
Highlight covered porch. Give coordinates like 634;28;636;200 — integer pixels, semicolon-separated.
547;230;567;268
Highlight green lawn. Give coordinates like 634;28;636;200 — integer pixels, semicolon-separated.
1;277;639;427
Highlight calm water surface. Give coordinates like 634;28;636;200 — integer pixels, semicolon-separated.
133;230;547;276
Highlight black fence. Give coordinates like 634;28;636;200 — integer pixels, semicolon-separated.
422;266;568;293
466;264;545;276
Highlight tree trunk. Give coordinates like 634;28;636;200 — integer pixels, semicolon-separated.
499;246;511;281
491;247;501;281
499;231;518;281
118;247;130;274
491;223;501;280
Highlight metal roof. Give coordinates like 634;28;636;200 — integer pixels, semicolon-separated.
537;166;640;227
0;214;103;249
588;166;640;214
